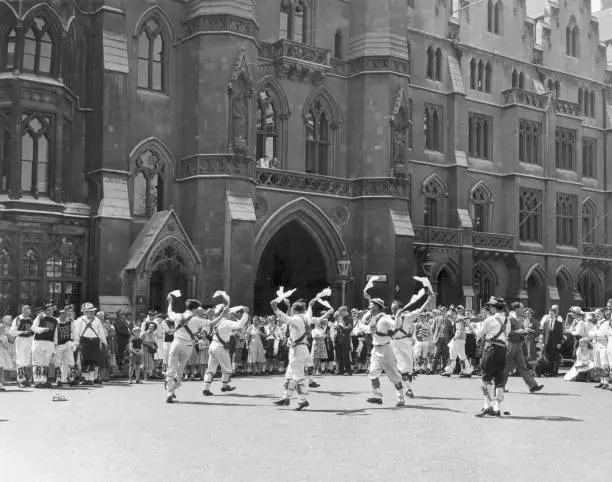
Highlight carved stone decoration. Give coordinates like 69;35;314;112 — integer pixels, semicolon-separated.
228;47;253;95
183;15;258;40
228;47;253;156
178;154;256;180
390;88;412;167
254;196;269;219
332;205;350;226
347;56;410;77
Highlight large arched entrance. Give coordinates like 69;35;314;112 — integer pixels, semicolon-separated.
578;270;602;309
255;220;329;314
435;267;461;307
149;267;188;313
526;267;547;319
556;268;574;317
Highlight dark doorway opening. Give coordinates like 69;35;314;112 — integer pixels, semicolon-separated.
527;275;546;319
436;268;461;307
149;268;188;313
255;220;328;314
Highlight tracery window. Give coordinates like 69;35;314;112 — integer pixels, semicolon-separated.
256;89;278;163
132;150;164;218
555;127;576;171
487;0;501;35
519;188;542;243
137;18;166;92
582;200;596;244
23;17;53;75
518;120;541;165
21;114;51;197
45;237;83;308
468;114;491;160
422;176;446;227
305;100;330;175
582;138;596;179
566;17;578;57
472;183;493;233
424;105;442;152
556;193;577;246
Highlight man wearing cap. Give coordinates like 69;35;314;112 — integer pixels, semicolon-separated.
30;303;59;388
54;308;77;387
476;296;510;417
502;302;543;394
271;298;312;410
10;305;34;388
358;297;406;407
540;305;564;377
391;278;434;398
73;303;108;385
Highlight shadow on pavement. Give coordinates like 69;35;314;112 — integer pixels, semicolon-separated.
299;404;465;416
0;389;31;393
312;390;368;397
0;419;8;422
177;400;270;408
512;392;581;397
223;393;278;399
416;395;480;401
498;415;583;422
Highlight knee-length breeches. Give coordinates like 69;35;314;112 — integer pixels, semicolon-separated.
369;344;402;384
391;338;414;374
15;336;33;367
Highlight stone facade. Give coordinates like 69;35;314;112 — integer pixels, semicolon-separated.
0;0;611;317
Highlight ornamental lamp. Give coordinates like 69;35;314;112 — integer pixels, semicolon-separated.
337;253;351;280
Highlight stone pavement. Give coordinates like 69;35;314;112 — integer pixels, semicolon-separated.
0;373;609;482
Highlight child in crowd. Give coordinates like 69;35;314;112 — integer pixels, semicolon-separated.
128;327;144;384
0;315;14;391
564;338;595;382
142;322;158;381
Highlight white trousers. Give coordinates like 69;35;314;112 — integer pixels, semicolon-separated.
165;341;193;395
369;344;402;384
163;341;172;365
414;340;433;361
444;339;473;375
55;343;76;382
204;340;233;386
32;340;55;384
391;338;414;374
15;336;33;367
594;342;610;369
286;345;310;383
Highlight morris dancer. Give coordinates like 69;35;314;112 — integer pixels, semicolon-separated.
590;308;610;389
272;296;311;411
55;308;77;387
10;305;34;388
442;307;474;378
31;303;58;388
358;297;406;406
160;315;176;373
475;297;510;417
202;300;249;397
165;292;211;403
391;277;434;398
73;302;108;386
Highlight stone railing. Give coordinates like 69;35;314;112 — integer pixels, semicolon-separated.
256;168;352;197
177;154;256;180
502;88;547;109
256;168;411;199
413;226;462;245
261;39;330;67
553;99;581;117
473;232;514;250
582;243;612;259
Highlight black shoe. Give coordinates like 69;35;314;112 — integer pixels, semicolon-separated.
94;379;102;385
530;384;544;393
166;396;174;404
489;410;501;417
308;381;320;388
274;398;290;406
18;382;26;389
172;393;177;399
34;383;45;389
220;385;235;392
367;397;383;405
396;400;406;407
56;381;63;388
406;389;414;399
459;373;472;379
295;400;309;411
594;383;604;388
441;373;451;378
475;407;494;418
202;389;214;396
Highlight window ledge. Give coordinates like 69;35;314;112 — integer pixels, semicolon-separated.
518;241;544;250
556;245;579;254
424;150;444;162
136;88;170;100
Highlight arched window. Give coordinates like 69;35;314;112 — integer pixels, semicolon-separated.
334;30;343;59
23;17;54;75
21;115;50;197
582;200;597;244
477;60;484;90
485;62;492;93
519;119;541;165
279;0;308;43
426;47;435;79
132;149;165;218
518;71;525;90
589;91;595;118
305;100;330;175
256;88;278;164
487;0;494;33
435;48;443;81
424;104;442;152
512;70;518;88
547;79;554;93
488;0;500;34
137;18;166;92
470;59;477;90
422;175;446;227
473;263;495;311
472;183;493;232
554;81;560;99
566;17;578;57
1;28;17;70
519;188;542;242
578;271;601;309
468;114;491;160
556;193;577;246
583;88;589;117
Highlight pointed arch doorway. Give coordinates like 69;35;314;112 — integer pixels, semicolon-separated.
255;220;328;314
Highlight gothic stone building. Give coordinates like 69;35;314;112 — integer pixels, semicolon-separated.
0;0;611;317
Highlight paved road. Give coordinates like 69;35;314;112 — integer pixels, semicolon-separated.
0;373;609;481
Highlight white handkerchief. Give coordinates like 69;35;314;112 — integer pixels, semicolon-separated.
413;276;433;293
316;299;333;310
363;275;383;295
213;290;230;305
169;290;181;298
273;288;296;304
229;306;243;314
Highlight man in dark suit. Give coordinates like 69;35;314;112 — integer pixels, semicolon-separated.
431;308;453;373
540;304;564;376
334;306;353;375
113;310;132;371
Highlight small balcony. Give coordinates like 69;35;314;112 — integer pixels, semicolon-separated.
502;88;547;109
256;168;352;197
260;38;331;82
553;98;581;118
413;226;462;246
582;243;612;259
473;232;515;251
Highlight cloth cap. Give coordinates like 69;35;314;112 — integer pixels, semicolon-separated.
186;299;202;311
371;298;386;310
43;302;54;309
81;302;96;312
485;296;506;309
148;309;157;316
550;305;560;311
569;306;583;315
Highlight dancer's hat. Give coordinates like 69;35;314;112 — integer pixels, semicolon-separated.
371;298;386;310
485;296;506;309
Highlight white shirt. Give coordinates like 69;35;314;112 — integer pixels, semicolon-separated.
359;311;396;346
73;315;108;345
214;314;249;343
590;320;610;345
166;309;207;344
31;313;58;343
275;311;309;345
478;312;510;344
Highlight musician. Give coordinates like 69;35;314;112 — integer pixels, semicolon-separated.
10;305;34;388
165;293;211;403
476;297;510;417
202;305;249;396
31;303;58;388
54;308;77;387
358;298;406;407
391;278;433;398
73;302;108;386
272;298;312;411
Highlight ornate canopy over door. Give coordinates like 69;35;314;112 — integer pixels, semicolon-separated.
121;209;201;312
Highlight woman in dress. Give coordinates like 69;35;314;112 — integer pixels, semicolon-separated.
247;317;266;375
141;322;158;381
311;319;328;375
0;315;14;391
564;338;595;382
